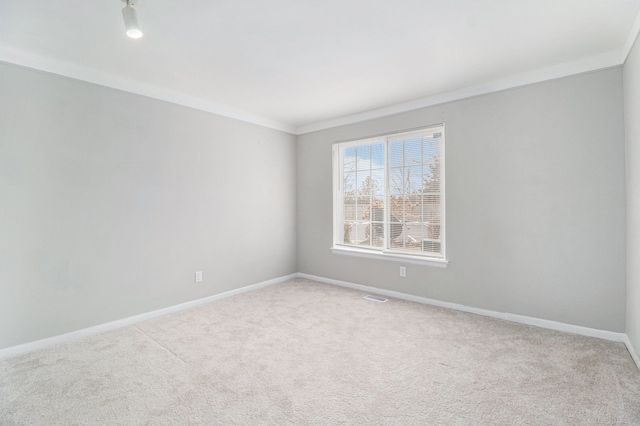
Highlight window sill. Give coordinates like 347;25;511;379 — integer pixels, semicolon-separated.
330;246;449;268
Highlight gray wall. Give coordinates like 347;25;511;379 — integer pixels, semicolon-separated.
0;59;630;351
625;38;640;354
297;68;627;332
0;62;297;350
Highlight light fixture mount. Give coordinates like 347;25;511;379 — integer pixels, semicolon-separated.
120;0;141;5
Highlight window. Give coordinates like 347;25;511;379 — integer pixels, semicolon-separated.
332;125;447;266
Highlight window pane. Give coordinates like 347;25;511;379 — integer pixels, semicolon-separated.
370;222;384;248
360;196;372;220
356;145;370;170
422;193;440;207
371;143;384;170
369;202;384;222
362;197;374;248
388;134;439;254
389;167;406;196
422;239;442;254
343;196;357;221
406;222;428;241
422;138;441;193
389;140;403;167
389;196;403;222
371;169;384;196
406;166;422;194
422;173;439;193
389;228;404;249
351;221;361;244
427;223;441;241
404;138;422;166
422;203;441;223
404;198;421;221
356;172;375;196
343;221;354;244
354;222;369;246
343;172;356;195
343;147;357;173
423;138;440;162
389;214;403;242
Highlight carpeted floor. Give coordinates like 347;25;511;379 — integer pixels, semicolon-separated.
1;278;640;425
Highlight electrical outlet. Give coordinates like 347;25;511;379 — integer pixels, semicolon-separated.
195;271;203;283
399;266;406;277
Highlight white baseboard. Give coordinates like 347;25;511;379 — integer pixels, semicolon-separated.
0;273;298;360
625;335;640;370
297;273;627;343
3;271;637;371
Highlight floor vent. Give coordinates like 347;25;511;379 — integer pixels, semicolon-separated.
364;295;388;303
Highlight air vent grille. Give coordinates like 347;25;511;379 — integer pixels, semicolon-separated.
364;295;388;303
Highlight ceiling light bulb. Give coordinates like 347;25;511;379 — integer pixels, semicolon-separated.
122;5;143;39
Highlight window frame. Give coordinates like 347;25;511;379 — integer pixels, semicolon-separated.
331;125;448;268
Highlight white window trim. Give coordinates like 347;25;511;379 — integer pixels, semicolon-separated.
330;245;449;267
331;124;448;268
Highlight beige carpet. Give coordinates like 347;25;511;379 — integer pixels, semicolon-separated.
1;278;640;425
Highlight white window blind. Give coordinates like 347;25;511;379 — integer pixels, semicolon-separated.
333;125;445;261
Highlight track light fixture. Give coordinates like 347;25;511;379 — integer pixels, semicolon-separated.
121;0;143;39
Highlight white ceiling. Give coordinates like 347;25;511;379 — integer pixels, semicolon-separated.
1;0;640;134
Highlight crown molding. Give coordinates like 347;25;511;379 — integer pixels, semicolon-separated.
0;45;296;135
0;41;629;137
295;50;622;135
